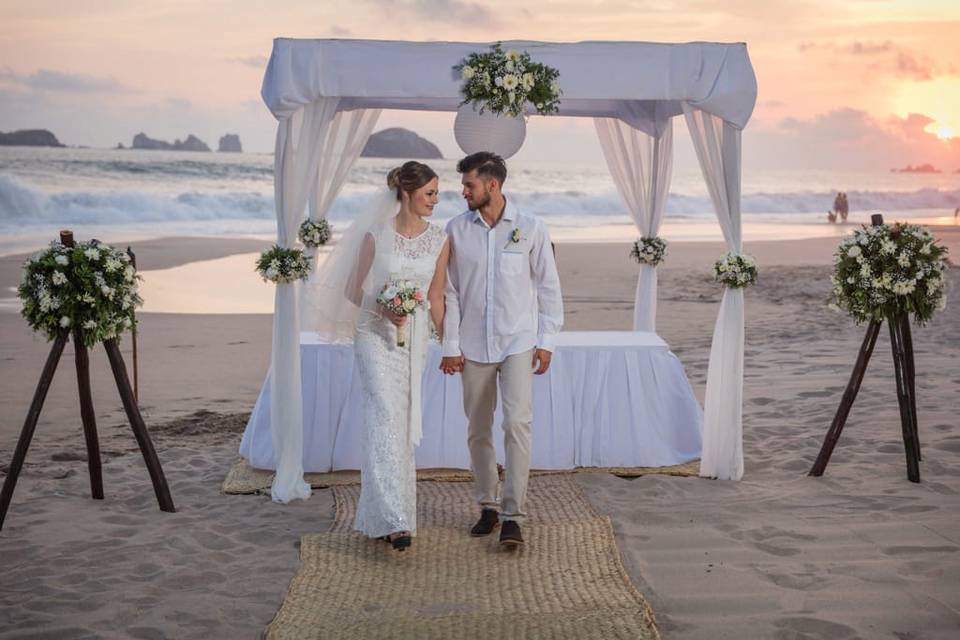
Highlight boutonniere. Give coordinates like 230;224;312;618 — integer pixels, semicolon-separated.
510;229;521;243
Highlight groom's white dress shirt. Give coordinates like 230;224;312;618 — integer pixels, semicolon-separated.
442;196;563;363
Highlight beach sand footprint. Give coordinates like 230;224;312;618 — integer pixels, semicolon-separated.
773;616;859;639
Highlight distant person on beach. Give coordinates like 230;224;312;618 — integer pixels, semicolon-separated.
839;192;849;222
955;207;958;222
827;210;837;223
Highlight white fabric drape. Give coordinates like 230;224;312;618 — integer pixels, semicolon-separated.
270;99;380;502
241;332;703;471
594;117;673;331
682;103;744;481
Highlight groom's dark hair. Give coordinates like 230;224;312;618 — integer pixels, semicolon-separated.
457;152;507;186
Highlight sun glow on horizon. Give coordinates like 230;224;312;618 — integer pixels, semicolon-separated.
934;124;955;140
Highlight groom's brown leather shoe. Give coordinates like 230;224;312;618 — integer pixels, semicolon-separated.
470;508;499;536
499;520;523;548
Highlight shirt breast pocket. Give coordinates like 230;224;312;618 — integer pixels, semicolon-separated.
500;251;526;276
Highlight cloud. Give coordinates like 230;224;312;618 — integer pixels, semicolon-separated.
845;40;895;55
0;68;131;93
748;107;960;170
365;0;499;28
234;55;268;68
795;40;946;81
893;51;934;81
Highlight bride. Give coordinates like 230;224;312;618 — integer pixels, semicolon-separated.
306;161;449;551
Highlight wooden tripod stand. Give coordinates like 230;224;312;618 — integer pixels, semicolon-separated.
0;231;175;531
809;214;922;483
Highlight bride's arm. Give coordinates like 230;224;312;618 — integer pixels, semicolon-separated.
427;238;450;339
346;232;375;306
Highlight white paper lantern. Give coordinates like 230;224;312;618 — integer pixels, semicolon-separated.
453;104;526;159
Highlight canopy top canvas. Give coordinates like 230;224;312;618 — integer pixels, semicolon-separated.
261;38;758;131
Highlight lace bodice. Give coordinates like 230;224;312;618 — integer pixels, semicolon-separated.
356;221;446;327
389;221;447;285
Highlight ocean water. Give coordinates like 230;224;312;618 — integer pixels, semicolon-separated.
1;146;959;255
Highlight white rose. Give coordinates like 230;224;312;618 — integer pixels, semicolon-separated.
494;76;503;87
55;254;69;266
920;243;932;255
505;60;515;72
550;80;560;94
847;246;861;258
403;299;416;312
505;49;521;61
59;316;71;328
265;267;278;280
52;271;67;285
461;65;475;80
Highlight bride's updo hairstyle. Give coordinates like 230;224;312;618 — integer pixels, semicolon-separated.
387;161;438;202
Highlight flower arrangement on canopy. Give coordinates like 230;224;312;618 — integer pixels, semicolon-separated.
298;218;332;248
18;241;141;347
714;253;758;288
454;43;561;117
256;246;311;284
631;237;668;266
830;222;948;324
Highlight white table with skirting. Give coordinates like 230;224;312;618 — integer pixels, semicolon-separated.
239;331;703;472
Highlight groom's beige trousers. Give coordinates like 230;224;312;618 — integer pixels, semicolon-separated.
461;349;534;523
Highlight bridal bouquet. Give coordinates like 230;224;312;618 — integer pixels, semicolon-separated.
298;218;332;248
377;277;426;347
256;246;311;283
713;253;758;288
18;240;142;347
829;222;948;324
454;43;561;117
630;237;668;266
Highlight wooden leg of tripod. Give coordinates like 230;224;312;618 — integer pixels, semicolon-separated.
102;339;175;513
899;314;920;461
0;333;69;531
889;316;921;483
73;329;104;500
809;320;882;476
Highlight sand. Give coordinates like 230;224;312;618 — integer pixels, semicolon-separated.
1;227;959;638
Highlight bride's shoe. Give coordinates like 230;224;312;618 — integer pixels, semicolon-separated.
384;531;412;551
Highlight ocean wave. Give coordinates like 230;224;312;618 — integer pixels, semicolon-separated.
2;174;958;228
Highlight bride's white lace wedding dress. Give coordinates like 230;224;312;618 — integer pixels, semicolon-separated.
352;220;446;538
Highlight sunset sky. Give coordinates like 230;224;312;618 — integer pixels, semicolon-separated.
1;0;958;170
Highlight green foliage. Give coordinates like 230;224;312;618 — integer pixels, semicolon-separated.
453;43;562;118
829;222;949;325
18;241;142;347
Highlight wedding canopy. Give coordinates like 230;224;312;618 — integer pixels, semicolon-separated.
259;38;758;502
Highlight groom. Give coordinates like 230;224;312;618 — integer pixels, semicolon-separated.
440;151;563;548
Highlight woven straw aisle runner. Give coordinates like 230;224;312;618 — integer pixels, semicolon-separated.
264;475;660;639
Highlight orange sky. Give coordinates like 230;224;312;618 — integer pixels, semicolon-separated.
1;0;958;169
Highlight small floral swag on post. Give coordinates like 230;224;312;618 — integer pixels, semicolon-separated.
454;43;561;118
18;240;142;347
829;222;948;325
714;253;758;288
256;246;311;284
298;218;332;248
630;237;668;266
